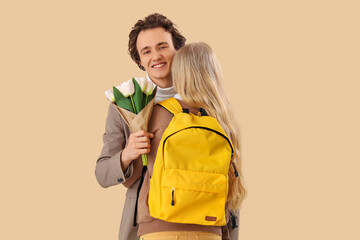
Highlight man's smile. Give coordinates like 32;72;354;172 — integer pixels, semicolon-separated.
152;62;166;68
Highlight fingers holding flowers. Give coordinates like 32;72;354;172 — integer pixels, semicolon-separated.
121;130;154;166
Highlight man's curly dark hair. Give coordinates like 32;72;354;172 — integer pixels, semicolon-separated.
128;13;186;71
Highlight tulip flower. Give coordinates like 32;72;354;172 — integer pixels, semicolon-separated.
135;77;147;92
145;80;154;95
117;79;135;113
119;79;135;97
105;89;115;102
144;80;154;104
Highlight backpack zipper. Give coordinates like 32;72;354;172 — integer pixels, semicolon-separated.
163;126;234;162
171;188;175;206
232;162;239;177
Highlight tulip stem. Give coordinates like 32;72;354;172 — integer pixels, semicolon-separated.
141;154;148;166
130;95;137;113
145;94;149;105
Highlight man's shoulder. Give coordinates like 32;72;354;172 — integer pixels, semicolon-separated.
105;102;130;130
153;104;173;117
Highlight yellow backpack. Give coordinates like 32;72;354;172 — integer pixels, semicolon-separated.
148;98;235;226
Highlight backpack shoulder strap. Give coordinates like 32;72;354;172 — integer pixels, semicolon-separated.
158;97;182;115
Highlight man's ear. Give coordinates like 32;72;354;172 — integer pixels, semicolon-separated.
138;63;145;71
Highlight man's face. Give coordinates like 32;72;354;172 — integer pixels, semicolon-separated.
136;27;177;88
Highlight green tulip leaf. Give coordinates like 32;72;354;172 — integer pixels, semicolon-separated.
113;86;134;113
147;86;157;103
132;78;145;114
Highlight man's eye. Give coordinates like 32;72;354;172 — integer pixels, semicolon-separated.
160;46;167;50
143;51;150;55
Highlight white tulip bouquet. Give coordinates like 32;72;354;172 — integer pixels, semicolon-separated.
105;77;157;166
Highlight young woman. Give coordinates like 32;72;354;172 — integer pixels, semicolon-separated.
136;42;246;240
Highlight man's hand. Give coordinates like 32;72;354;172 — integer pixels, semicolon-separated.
121;130;154;171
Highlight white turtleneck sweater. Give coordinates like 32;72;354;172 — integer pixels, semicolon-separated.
154;86;177;104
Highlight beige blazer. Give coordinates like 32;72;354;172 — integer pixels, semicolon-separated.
95;103;240;240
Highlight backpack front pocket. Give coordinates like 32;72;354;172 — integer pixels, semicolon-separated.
158;168;227;226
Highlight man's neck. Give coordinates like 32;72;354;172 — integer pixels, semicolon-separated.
146;74;176;103
146;74;172;88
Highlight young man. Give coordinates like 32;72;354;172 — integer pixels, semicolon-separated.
95;13;239;240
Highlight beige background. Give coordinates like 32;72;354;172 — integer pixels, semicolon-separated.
1;0;359;239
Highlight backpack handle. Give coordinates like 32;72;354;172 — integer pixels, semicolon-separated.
199;108;208;116
158;98;183;115
182;108;190;113
159;98;209;117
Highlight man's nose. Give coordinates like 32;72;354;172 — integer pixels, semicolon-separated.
152;50;162;60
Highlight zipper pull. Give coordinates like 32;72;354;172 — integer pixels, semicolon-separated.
171;188;175;206
232;162;239;177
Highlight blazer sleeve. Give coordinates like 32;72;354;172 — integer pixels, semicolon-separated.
95;103;141;188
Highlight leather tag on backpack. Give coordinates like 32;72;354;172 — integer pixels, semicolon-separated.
205;216;217;221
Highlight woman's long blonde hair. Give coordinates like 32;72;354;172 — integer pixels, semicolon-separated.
171;42;246;210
